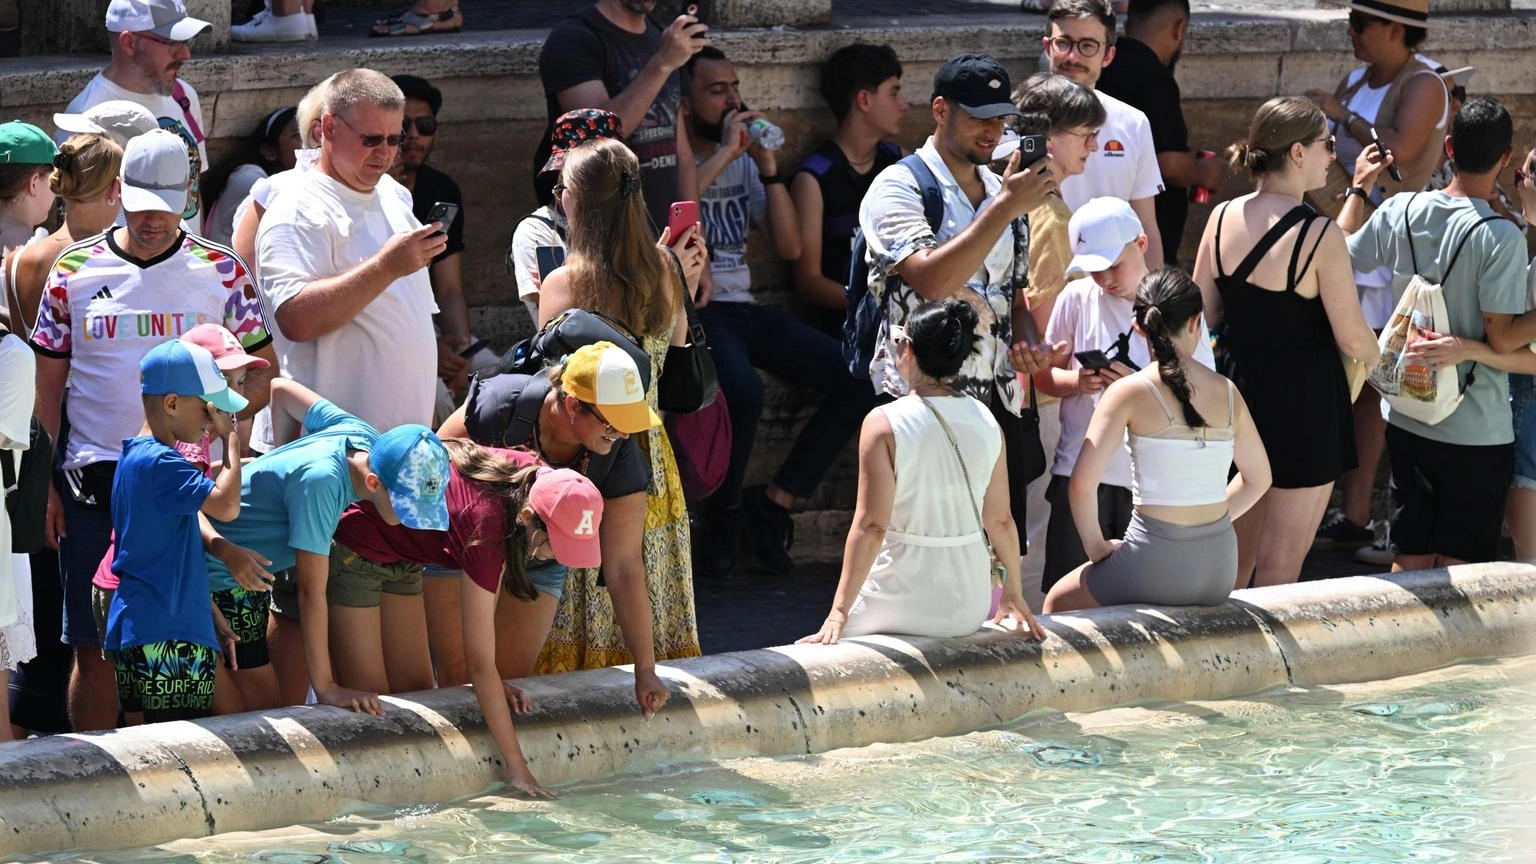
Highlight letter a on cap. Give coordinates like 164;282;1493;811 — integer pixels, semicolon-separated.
574;509;595;536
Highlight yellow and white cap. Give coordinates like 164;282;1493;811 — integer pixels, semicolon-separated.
562;341;662;435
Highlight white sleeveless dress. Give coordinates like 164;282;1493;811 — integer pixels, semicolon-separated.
843;393;1003;639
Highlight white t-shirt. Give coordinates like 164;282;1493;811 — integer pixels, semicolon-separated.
256;170;439;435
1046;276;1215;487
62;74;210;228
1059;89;1165;211
30;230;270;470
509;204;566;321
0;332;34;629
204;163;267;248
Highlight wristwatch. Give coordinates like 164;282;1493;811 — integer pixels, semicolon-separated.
1345;185;1369;201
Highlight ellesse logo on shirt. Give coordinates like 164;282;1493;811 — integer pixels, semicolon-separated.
1103;139;1127;158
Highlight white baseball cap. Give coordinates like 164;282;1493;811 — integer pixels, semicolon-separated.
54;101;159;148
119;129;189;214
1066;197;1145;280
105;0;212;40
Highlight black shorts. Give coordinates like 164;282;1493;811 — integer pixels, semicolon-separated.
211;587;272;669
1042;475;1134;592
1386;424;1513;563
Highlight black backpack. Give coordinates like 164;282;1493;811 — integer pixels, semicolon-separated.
498;307;653;392
844;154;944;379
2;329;52;554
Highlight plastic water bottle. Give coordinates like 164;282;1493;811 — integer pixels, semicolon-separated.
746;117;784;151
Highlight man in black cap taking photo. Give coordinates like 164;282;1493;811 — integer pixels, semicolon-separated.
858;52;1064;544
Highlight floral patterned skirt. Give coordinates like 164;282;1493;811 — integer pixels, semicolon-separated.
536;424;700;673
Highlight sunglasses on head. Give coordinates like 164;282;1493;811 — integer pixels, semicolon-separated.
403;116;438;136
336;112;405;148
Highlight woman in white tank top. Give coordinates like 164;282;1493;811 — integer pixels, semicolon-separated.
1044;269;1271;613
800;299;1045;644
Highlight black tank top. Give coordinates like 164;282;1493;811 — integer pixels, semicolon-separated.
1214;202;1331;353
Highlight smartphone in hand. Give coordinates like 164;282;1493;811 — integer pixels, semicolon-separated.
1368;127;1403;183
665;201;699;247
535;245;566;281
426;201;459;235
1075;349;1114;371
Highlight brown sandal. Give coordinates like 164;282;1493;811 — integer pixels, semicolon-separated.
369;6;461;37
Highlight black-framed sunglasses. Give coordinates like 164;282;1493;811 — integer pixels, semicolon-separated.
1047;35;1104;58
578;401;618;436
336;112;405;148
1311;134;1336;155
403;115;439;136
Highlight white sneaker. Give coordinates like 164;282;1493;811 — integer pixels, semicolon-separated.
231;10;317;42
1354;521;1397;567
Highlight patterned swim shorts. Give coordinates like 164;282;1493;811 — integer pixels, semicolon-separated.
112;640;217;722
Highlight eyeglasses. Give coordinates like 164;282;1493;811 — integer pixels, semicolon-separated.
134;31;190;51
551;182;567;198
578;401;618;436
1347;11;1386;32
403;115;438;137
1065;128;1099;146
1047;36;1104;58
888;324;911;345
335;112;405;149
1311;134;1336;154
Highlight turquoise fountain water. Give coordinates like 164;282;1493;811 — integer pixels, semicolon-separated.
35;655;1535;864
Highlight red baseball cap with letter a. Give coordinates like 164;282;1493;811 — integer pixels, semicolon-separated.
529;468;604;568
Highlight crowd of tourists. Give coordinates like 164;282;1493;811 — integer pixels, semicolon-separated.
1;0;1534;797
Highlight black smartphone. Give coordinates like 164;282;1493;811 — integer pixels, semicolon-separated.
535;245;566;281
1368;127;1402;183
1075;349;1113;371
458;338;490;359
426;201;459;235
1017;133;1048;170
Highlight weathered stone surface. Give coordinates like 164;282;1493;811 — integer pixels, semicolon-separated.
1;565;1531;857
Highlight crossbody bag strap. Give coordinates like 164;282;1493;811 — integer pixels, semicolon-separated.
1403;192;1421;275
917;396;993;556
665;246;707;348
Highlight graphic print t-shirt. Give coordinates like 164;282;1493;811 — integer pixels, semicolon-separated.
698;153;767;305
62;74;210;226
538;6;680;229
29;230;269;470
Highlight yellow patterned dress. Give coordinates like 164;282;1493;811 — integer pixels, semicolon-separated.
536;330;701;671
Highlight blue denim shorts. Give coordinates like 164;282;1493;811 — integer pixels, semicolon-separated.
1513;375;1536;491
527;561;569;601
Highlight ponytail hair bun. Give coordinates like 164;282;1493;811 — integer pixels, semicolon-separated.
906;298;981;381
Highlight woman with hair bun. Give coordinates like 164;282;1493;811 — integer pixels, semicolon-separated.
1192;96;1379;589
800;298;1045;644
4;133;122;340
1044;269;1271;613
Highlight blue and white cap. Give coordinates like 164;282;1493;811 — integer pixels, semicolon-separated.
139;339;248;414
369;426;450;531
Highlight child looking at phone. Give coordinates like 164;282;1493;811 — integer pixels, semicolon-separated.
1034;198;1214;593
105;340;246;724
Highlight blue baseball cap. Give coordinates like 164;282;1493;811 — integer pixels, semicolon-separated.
368;426;450;531
139;339;248;414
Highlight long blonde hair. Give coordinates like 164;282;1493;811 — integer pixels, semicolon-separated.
559;138;674;336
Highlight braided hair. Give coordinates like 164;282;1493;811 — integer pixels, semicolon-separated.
1133;268;1207;428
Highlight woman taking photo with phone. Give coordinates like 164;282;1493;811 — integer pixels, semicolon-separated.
1192;96;1380;589
534;137;708;673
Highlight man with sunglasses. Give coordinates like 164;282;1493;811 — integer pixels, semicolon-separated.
1043;0;1167;272
255;69;445;441
387;75;495;418
61;0;211;228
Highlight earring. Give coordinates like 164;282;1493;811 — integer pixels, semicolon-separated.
107;196;116;206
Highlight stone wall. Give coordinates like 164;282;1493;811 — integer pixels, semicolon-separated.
4;9;1533;542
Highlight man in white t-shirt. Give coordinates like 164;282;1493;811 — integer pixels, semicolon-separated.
61;0;212;230
1045;0;1167;271
255;68;445;437
1034;198;1212;591
31;130;276;733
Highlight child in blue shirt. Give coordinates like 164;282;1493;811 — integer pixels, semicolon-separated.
202;378;450;716
107;340;245;723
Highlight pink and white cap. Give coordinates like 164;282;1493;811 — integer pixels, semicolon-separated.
180;323;269;372
529;467;604;569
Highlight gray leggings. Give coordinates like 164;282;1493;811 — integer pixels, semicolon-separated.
1082;511;1236;607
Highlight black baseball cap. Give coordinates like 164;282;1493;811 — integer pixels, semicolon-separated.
933;54;1017;120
